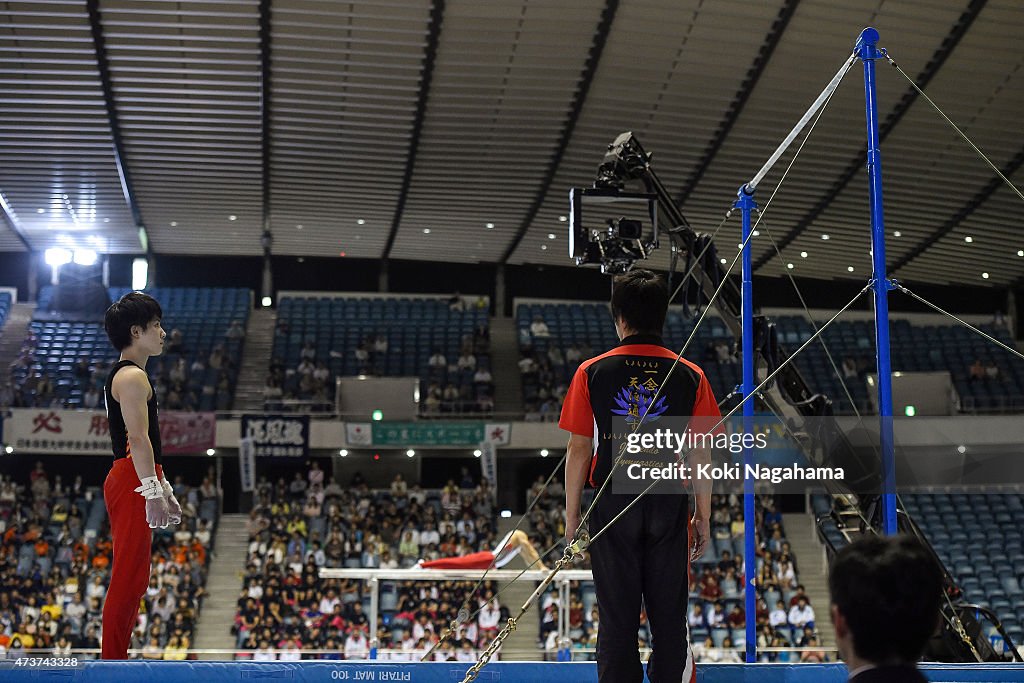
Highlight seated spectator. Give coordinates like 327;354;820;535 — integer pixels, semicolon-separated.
165;328;185;354
529;316;550;338
372;334;388;354
473;367;492;385
448;291;465;312
788;596;815;630
688;603;708;630
457;352;477;372
83;386;101;409
769;600;788;629
985;360;1000;380
428;349;446;369
969;358;984;381
226;320;246;340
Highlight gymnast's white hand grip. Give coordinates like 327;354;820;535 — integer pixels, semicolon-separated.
145;496;171;529
134;476;164;500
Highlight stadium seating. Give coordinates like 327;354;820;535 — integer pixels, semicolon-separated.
515;302;1024;416
902;493;1024;646
273;296;490;414
11;287;250;410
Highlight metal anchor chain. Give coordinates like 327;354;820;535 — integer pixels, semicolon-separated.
460;532;590;683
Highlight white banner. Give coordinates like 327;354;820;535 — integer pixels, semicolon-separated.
479;440;497;495
238;438;256;493
5;408;111;454
345;422;373;446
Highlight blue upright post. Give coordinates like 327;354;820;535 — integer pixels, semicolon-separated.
855;27;898;535
733;185;757;663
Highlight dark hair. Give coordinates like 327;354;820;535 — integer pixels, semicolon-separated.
828;534;941;663
104;292;163;351
610;269;668;335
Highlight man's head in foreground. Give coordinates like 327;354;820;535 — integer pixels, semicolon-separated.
829;534;942;669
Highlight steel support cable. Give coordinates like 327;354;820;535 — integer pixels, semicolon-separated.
759;218;867;422
465;54;856;682
579;47;852;550
460;206;758;682
667;211;734;305
882;50;1024;206
420;450;568;661
898;286;1024;363
576;206;766;539
588;285;871;546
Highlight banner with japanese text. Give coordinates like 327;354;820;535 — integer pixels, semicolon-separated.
4;408;216;455
363;422;511;447
240;414;309;457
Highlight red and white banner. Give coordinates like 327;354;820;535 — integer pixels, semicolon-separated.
3;408;216;455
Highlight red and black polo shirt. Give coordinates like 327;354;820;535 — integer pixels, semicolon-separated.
558;333;720;488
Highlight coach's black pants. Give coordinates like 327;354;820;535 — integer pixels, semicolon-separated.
589;491;692;683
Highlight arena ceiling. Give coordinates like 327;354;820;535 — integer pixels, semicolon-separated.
1;0;1022;287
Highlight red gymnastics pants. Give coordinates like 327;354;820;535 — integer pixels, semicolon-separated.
419;551;496;570
101;457;164;659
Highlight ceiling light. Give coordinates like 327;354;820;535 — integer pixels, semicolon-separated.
339;449;348;457
103;218;110;223
473;449;482;457
800;251;808;258
720;258;727;264
559;215;567;222
893;231;901;237
541;244;548;250
752;230;759;237
964;236;972;243
485;223;495;229
548;233;556;239
1018;250;1023;257
847;266;854;272
787;263;794;269
206;448;216;456
357;219;365;225
228;215;237;221
540;449;549;458
4;446;12;454
44;247;72;267
957;445;966;454
737;243;743;249
406;449;415;458
170;221;177;227
982;272;989;279
423;228;431;234
73;249;97;266
37;208;45;214
296;224;303;230
821;234;829;240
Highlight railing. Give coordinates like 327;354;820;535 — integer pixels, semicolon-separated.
0;645;842;662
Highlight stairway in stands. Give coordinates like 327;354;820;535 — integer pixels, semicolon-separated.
782;511;835;652
192;513;249;659
495;517;543;661
233;308;276;411
0;302;36;371
488;316;523;416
